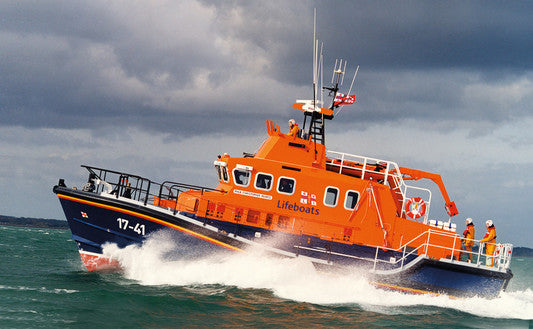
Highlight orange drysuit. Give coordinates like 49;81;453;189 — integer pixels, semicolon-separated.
288;124;299;137
462;223;475;262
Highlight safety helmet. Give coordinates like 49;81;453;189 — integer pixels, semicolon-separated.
466;218;473;225
486;219;493;227
288;119;295;126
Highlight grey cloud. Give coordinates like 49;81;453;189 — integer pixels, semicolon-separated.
2;0;533;137
315;1;533;71
3;1;533;248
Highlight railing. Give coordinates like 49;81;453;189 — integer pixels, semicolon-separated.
79;165;223;213
371;229;513;272
325;150;432;222
158;181;222;215
326;150;401;185
82;165;153;205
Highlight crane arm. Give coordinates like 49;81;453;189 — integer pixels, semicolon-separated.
398;167;459;217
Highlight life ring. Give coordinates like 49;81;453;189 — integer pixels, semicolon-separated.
404;197;427;219
493;243;503;265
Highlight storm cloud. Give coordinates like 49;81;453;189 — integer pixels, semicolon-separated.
1;1;533;246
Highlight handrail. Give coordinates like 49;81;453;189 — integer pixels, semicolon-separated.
158;181;225;215
80;165;225;213
325;150;432;222
326;150;402;187
370;229;513;272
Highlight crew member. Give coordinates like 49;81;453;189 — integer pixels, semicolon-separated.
82;173;96;192
479;220;497;267
287;119;299;137
123;182;132;199
460;218;475;262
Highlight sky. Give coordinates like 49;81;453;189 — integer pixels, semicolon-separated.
1;1;533;247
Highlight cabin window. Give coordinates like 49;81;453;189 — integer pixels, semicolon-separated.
222;166;228;181
277;177;295;195
233;168;251;187
215;165;222;180
215;165;228;182
214;163;229;182
324;187;339;207
255;173;273;191
344;190;360;210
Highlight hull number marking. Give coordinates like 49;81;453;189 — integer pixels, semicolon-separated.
117;218;146;235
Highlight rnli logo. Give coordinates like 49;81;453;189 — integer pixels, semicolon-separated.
300;191;317;205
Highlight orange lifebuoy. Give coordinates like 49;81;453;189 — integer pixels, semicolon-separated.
404;197;427;219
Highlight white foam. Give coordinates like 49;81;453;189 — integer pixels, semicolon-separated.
102;231;533;320
0;285;78;294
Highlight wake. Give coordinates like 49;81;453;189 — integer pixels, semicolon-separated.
102;230;533;320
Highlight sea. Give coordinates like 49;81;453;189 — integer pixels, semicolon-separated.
1;225;532;329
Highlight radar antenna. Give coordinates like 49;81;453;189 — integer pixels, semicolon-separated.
295;10;358;148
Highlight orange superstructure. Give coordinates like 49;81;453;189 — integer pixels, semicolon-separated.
167;115;462;261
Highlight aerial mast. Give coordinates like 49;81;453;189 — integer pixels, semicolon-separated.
295;10;356;148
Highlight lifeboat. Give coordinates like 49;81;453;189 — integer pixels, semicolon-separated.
53;28;513;299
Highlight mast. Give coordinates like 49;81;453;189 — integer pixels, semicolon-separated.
303;9;329;146
298;10;355;148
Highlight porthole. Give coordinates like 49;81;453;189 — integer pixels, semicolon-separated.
255;173;273;191
277;177;295;195
233;168;251;187
324;187;339;207
344;190;360;210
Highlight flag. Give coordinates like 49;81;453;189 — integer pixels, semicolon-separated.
81;212;88;218
333;93;356;106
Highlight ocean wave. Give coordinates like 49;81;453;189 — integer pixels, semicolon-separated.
102;230;533;320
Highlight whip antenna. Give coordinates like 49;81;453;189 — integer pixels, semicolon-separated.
335;65;359;116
